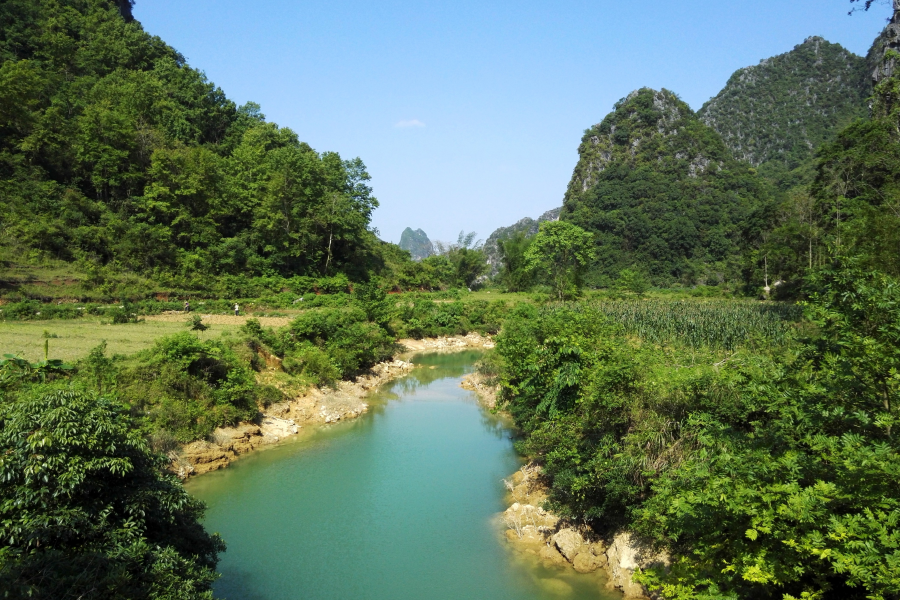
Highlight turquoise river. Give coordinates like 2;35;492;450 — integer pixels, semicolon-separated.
186;351;621;600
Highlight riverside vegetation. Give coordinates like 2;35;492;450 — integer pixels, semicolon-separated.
2;0;900;599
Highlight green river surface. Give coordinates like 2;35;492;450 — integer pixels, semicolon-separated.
186;351;621;600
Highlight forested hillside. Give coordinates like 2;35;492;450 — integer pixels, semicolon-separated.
561;88;770;287
698;37;868;177
0;0;387;292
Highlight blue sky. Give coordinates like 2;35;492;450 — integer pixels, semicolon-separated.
134;0;893;245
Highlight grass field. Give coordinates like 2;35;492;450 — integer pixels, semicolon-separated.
466;290;534;302
0;318;244;363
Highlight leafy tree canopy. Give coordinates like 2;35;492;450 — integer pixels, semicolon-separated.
524;221;595;300
0;389;224;600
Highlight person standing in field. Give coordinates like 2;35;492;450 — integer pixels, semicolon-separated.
234;303;239;316
184;300;190;313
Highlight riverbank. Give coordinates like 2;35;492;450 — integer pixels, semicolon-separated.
499;464;668;599
397;332;495;352
463;376;665;599
171;333;495;478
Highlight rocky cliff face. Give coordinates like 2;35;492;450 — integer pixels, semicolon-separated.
399;227;434;261
698;37;868;169
867;1;900;85
482;207;561;275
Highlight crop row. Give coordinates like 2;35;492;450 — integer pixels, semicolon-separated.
582;299;802;350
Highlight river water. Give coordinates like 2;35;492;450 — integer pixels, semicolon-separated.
187;351;620;600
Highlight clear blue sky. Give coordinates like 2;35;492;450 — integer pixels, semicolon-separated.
134;0;892;245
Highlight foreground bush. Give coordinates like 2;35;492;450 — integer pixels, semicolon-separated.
0;390;224;599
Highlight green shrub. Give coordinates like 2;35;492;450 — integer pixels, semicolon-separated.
283;344;340;387
107;303;142;324
187;315;209;331
289;307;395;378
119;333;258;442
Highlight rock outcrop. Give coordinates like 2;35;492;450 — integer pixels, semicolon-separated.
482;207;561;276
459;371;498;408
604;532;669;598
867;0;900;85
398;227;434;261
500;463;666;599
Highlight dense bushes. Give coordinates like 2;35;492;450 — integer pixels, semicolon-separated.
288;307;396;378
392;298;507;338
0;389;224;599
493;267;900;599
118;334;260;443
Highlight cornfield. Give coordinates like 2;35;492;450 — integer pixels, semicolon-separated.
577;300;801;350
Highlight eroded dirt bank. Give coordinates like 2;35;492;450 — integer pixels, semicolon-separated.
171;333;494;478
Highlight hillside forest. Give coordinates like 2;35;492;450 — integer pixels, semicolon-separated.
1;1;900;600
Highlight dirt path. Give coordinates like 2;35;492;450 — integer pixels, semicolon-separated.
144;311;293;327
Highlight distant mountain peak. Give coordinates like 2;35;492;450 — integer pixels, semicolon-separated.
398;228;434;261
483;208;561;275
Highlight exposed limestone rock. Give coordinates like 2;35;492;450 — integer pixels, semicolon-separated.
259;416;299;441
552;528;586;561
459;372;497;408
499;463;657;599
868;1;900;85
573;551;605;574
605;531;669;599
539;544;567;566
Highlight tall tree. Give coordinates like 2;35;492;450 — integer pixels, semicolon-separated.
524;221;595;300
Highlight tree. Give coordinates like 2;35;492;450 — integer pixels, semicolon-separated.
0;390;225;599
498;231;534;292
848;0;891;13
524;221;595;300
616;268;650;296
435;231;488;288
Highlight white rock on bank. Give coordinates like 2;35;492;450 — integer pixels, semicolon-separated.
605;531;668;599
552;528;586;561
